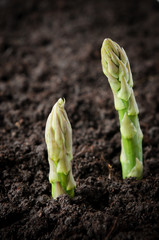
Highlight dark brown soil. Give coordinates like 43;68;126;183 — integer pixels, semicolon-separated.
0;0;159;239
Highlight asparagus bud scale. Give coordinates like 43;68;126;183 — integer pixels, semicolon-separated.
45;98;76;199
101;38;143;179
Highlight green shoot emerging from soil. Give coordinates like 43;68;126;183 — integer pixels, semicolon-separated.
45;98;76;199
101;38;143;179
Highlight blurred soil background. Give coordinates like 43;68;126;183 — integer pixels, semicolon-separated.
0;0;159;239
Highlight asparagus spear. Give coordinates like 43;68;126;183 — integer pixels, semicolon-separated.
101;38;143;179
45;98;76;199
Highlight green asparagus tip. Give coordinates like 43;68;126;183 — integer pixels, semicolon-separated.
101;38;143;179
45;98;76;199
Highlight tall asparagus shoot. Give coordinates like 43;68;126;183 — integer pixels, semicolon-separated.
45;98;76;199
101;38;143;179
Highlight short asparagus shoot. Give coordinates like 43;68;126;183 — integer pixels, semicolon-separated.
45;98;76;199
101;38;143;179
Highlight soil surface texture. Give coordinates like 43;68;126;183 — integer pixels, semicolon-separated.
0;0;159;239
